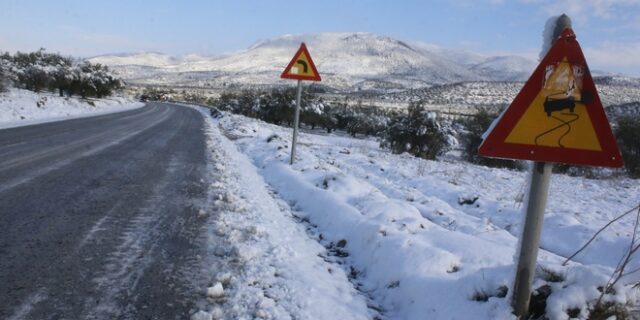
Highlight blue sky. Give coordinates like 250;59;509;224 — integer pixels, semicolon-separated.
0;0;639;75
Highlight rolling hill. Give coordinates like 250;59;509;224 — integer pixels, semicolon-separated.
89;32;539;91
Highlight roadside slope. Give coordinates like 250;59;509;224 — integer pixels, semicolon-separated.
0;88;142;129
214;111;640;319
192;107;374;319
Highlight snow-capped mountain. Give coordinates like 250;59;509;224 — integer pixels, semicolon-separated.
90;32;538;90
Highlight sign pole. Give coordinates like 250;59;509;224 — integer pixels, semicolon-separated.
290;79;302;165
477;13;623;317
512;161;552;317
281;42;321;165
511;15;571;318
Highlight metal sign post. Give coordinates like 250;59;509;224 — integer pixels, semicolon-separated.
478;14;623;318
280;42;321;165
290;80;302;165
512;161;552;317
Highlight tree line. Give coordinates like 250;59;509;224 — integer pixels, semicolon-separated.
0;49;123;98
459;109;640;178
203;89;451;161
212;89;640;178
144;86;640;179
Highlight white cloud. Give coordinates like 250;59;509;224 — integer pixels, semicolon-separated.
521;0;640;23
579;41;640;75
584;42;640;69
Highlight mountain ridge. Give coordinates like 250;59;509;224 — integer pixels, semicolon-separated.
87;32;547;90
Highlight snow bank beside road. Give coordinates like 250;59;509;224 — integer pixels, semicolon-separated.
0;89;143;129
216;112;640;319
194;107;372;320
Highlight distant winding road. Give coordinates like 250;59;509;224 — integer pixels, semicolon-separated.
0;103;213;319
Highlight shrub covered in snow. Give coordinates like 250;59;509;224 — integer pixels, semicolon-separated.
0;49;123;98
380;100;449;160
71;61;122;98
256;88;298;125
333;102;391;137
139;87;180;102
459;108;524;170
0;64;7;92
616;115;640;178
213;89;322;130
212;88;396;137
214;89;296;125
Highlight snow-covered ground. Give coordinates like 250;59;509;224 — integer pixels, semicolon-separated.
4;93;637;318
0;89;143;129
195;108;640;319
192;108;373;320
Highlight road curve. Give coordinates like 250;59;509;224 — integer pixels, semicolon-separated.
0;103;213;319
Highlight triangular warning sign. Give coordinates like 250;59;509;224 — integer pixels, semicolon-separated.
281;43;321;81
479;28;623;168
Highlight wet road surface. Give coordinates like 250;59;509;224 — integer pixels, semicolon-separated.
0;103;213;319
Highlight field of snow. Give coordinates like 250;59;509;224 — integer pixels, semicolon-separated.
198;109;640;319
0;89;143;129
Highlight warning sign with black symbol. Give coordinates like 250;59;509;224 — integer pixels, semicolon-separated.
479;28;623;168
281;43;321;81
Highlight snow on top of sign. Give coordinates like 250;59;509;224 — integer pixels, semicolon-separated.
540;16;560;60
540;15;572;60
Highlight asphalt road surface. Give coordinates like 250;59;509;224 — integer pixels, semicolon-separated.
0;103;213;319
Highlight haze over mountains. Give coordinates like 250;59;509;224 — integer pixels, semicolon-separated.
89;32;540;91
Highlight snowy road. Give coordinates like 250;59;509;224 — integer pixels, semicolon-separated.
0;103;213;319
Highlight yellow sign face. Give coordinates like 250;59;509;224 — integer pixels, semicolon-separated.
505;58;602;151
281;43;321;81
287;52;314;77
479;28;623;168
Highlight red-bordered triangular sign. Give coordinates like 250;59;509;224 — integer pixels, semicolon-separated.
281;42;321;81
478;28;623;168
